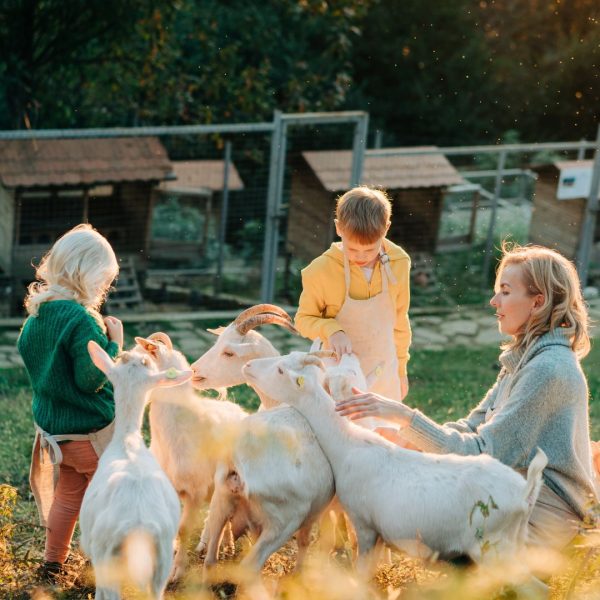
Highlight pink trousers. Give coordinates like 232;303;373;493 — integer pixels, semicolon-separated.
44;440;98;563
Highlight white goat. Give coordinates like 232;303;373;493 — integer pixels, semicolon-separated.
242;352;547;576
191;305;335;572
79;342;191;600
133;331;248;581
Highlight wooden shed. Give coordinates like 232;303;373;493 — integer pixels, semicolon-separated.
529;160;600;260
153;160;244;265
0;136;172;288
286;148;464;263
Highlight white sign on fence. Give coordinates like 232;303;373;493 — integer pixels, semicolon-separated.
557;164;600;200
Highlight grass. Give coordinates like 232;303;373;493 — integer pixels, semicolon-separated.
1;334;599;598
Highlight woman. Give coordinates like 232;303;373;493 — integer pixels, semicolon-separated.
336;243;599;548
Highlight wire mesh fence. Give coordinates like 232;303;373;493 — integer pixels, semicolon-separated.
0;115;599;317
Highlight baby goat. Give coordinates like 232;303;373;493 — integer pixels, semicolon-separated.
134;332;248;581
79;342;191;600
243;352;547;577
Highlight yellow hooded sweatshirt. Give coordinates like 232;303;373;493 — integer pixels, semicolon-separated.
295;238;411;377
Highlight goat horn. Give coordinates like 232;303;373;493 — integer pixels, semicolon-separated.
233;304;292;326
148;332;173;350
309;350;337;359
302;355;326;370
236;314;300;336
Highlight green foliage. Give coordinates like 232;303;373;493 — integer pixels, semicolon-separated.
151;196;206;241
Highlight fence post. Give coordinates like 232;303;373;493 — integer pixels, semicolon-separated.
350;113;369;186
481;150;507;287
577;138;587;161
576;124;600;286
215;139;232;295
261;111;287;303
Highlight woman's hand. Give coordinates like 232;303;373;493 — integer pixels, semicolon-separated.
104;316;124;350
335;387;414;426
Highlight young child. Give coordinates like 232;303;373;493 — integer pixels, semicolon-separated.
295;185;411;401
17;224;123;581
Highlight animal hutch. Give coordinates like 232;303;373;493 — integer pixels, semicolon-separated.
152;160;244;266
0;136;173;314
286;148;465;264
529;160;600;261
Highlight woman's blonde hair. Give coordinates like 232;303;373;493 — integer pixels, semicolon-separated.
24;224;119;326
498;242;590;358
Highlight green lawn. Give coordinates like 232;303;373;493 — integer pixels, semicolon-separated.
2;339;599;493
1;337;599;597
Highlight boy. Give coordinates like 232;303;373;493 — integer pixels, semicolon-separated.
295;185;411;401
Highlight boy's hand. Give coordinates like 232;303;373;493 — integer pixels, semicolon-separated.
104;316;123;350
329;331;352;358
400;376;409;401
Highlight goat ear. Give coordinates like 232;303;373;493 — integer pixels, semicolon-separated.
207;326;226;336
134;336;160;357
88;341;114;375
153;368;193;388
365;362;385;387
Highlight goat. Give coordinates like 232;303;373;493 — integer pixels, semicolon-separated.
242;351;547;578
133;331;248;582
190;305;335;572
79;342;191;600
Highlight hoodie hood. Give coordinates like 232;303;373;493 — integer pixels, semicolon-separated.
322;239;410;266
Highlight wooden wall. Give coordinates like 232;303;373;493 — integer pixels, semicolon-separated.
286;159;336;263
388;188;443;253
529;169;586;260
286;159;445;263
0;184;14;274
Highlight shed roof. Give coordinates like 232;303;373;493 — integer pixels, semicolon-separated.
302;148;463;192
0;137;172;188
553;160;593;171
160;160;244;194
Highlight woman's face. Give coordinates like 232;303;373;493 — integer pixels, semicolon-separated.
490;264;541;336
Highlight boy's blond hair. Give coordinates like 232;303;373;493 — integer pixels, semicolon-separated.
24;224;119;327
335;186;392;244
498;242;590;358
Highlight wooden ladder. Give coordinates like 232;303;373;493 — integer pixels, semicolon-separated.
106;257;144;312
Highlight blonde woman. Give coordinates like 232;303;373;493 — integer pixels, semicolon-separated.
17;224;122;582
337;244;599;549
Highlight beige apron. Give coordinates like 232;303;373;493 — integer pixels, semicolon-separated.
329;246;402;402
29;421;114;526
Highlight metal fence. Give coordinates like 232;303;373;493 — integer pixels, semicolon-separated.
0;114;599;316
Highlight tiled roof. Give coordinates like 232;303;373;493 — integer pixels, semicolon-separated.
302;148;463;191
160;160;244;193
0;137;172;188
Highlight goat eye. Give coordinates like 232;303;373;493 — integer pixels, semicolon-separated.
277;367;283;375
223;351;234;358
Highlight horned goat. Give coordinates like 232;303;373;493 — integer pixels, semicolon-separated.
242;352;547;577
79;342;191;600
133;331;248;581
191;305;335;572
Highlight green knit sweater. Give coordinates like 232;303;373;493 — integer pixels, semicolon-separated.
17;300;119;435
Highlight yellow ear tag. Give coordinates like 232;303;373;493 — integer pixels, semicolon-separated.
375;366;383;377
296;376;305;388
165;367;179;379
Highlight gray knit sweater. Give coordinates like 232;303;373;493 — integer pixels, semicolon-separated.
401;330;599;520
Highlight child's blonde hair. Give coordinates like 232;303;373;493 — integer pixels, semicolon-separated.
25;224;119;325
335;186;392;244
498;242;590;358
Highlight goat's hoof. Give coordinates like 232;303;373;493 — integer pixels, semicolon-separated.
169;563;185;583
196;540;207;556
